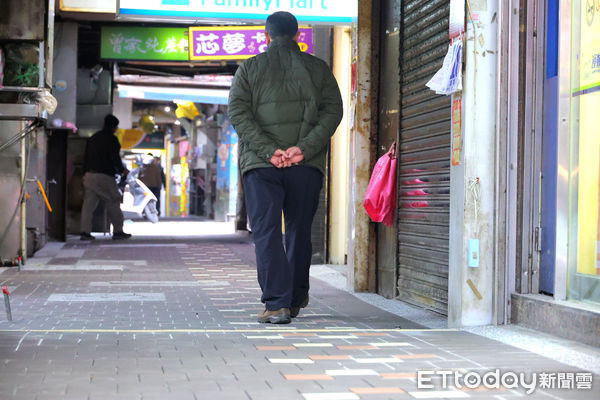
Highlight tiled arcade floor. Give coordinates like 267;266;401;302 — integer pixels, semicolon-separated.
0;228;597;399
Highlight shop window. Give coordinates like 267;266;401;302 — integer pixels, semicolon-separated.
567;1;600;305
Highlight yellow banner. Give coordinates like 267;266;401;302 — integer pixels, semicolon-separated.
576;0;600;275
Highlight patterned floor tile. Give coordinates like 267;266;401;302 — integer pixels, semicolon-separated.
0;230;596;400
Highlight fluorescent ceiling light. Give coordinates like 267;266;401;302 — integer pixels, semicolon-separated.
117;84;229;105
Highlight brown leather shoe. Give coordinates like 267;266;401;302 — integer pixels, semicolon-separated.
290;296;309;318
257;308;291;324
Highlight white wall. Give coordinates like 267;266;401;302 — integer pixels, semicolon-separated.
329;26;352;265
449;0;499;327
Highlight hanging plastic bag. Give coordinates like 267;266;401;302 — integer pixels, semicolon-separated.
363;142;397;227
426;37;463;95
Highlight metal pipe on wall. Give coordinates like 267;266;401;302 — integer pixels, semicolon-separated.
554;0;572;301
20;121;26;262
503;0;522;321
494;0;511;325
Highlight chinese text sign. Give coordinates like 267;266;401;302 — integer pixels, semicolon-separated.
189;26;313;60
101;26;189;61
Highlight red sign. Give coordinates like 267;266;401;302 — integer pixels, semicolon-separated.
451;94;462;166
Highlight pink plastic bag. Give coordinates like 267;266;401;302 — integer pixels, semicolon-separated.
363;142;397;227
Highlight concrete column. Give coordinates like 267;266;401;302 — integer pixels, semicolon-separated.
348;0;378;292
448;0;499;327
112;95;133;130
50;22;78;127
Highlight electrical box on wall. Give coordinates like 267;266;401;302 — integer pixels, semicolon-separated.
468;238;480;268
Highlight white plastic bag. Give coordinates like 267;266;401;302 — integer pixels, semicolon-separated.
37;91;58;115
426;38;463;95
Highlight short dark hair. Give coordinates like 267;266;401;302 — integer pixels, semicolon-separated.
103;114;119;131
266;11;298;39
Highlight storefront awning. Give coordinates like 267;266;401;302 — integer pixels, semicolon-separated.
117;84;230;105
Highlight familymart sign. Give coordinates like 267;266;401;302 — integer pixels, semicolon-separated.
118;0;357;24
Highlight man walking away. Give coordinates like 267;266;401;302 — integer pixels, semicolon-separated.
228;12;343;324
80;114;132;241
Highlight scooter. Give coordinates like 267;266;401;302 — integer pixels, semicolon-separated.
119;165;159;223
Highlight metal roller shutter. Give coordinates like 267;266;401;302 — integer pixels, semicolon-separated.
397;0;451;315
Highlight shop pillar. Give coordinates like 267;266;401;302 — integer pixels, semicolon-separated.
348;0;378;293
448;0;499;327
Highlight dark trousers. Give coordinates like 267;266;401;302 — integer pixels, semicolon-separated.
148;186;161;216
243;166;323;311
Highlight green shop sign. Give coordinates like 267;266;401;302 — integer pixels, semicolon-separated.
135;131;165;149
101;26;189;61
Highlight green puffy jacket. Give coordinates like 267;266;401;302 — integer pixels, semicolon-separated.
228;36;343;176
